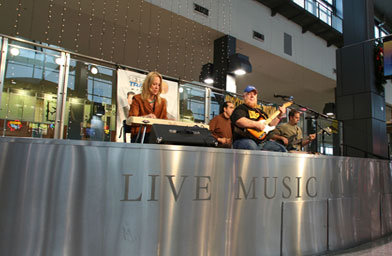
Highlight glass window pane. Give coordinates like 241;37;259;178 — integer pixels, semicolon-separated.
375;26;380;38
210;91;226;121
293;0;305;8
64;58;116;141
319;5;332;25
0;42;60;138
179;83;206;123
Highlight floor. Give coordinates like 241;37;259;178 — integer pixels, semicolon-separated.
324;233;392;255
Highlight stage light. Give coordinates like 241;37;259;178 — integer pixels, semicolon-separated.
228;53;252;75
90;65;98;75
323;103;335;117
10;47;20;56
199;63;214;84
94;103;105;116
204;78;214;84
234;69;246;75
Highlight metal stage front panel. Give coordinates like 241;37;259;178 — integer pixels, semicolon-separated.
0;137;391;256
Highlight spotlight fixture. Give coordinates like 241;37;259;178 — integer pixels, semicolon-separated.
94;103;105;116
234;69;246;75
10;47;20;56
199;63;214;84
90;65;99;75
228;53;252;76
323;102;335;117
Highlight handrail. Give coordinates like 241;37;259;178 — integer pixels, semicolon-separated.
293;0;343;32
342;144;390;160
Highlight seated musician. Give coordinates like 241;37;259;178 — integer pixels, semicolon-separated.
269;109;316;151
230;85;287;152
209;101;235;148
129;71;168;142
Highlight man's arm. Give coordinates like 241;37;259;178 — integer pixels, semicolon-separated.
270;134;289;145
235;117;265;131
301;134;316;146
209;117;231;145
269;106;286;127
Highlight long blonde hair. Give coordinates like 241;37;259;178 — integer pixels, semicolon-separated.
141;71;163;104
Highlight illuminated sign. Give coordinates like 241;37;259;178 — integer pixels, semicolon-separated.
7;120;22;131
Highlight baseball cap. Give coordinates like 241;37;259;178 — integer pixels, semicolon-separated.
244;85;258;93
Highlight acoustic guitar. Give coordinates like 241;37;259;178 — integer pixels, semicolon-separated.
278;127;332;150
247;102;293;141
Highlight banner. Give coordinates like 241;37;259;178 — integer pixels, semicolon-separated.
224;94;277;116
116;69;178;142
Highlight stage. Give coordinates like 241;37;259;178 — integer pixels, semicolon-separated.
0;137;391;255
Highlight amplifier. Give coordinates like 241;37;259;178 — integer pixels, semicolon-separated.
148;124;218;147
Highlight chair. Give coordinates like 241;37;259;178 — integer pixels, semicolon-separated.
119;120;132;143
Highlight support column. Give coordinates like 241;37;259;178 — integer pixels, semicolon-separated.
336;0;388;158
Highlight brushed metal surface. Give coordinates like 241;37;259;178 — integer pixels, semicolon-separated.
282;200;327;256
328;197;361;251
382;193;392;235
0;137;390;256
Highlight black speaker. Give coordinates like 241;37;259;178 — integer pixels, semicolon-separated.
148;124;218;147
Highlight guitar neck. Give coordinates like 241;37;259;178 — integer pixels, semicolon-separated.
264;111;281;125
262;102;293;125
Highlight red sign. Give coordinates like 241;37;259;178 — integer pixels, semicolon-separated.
7;120;22;131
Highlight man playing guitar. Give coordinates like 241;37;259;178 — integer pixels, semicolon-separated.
269;109;316;151
231;85;288;151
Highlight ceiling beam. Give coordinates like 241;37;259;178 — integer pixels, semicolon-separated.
315;28;330;36
271;4;285;16
287;12;303;21
302;23;315;33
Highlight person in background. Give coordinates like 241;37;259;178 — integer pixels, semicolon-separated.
123;91;135;119
231;85;287;152
129;71;168;142
209;101;235;148
269;109;316;151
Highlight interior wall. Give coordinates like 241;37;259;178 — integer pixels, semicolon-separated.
147;0;338;80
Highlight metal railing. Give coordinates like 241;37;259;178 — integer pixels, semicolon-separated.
0;34;342;155
292;0;343;32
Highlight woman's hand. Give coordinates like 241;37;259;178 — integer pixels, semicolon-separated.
145;113;157;118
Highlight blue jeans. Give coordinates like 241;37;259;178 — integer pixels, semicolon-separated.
233;138;288;152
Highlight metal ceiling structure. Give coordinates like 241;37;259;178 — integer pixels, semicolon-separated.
255;0;343;47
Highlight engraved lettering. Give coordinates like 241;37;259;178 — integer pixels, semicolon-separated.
194;176;211;200
264;177;277;199
121;174;142;201
296;177;301;198
282;176;292;199
306;176;317;198
235;176;257;200
148;175;159;201
166;175;188;201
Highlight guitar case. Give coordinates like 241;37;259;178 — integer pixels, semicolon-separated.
147;124;218;147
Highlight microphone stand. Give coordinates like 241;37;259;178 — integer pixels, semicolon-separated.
318;124;331;154
291;101;330;120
